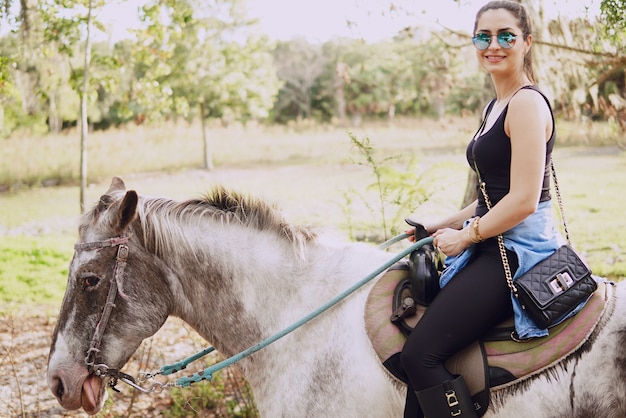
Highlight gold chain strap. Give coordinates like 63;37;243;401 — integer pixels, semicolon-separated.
475;157;569;299
478;180;519;297
550;159;570;245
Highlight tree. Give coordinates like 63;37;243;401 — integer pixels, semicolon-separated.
600;0;626;38
133;0;280;170
322;40;414;125
272;38;327;121
352;40;419;122
79;0;94;212
0;3;12;135
38;0;112;210
0;38;16;137
12;0;42;120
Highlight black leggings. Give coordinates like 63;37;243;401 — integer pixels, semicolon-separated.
401;239;518;393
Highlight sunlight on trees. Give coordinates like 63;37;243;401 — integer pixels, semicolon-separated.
132;0;280;169
0;0;623;140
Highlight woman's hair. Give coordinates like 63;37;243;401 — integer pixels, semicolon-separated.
474;1;536;84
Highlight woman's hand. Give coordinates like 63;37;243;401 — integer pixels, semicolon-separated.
404;224;431;243
432;228;472;256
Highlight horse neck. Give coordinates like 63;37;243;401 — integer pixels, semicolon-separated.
150;219;391;358
149;220;315;354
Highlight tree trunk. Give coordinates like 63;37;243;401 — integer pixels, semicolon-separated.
0;104;4;136
388;103;396;127
16;0;41;115
79;0;93;213
460;169;478;208
14;69;39;114
334;62;348;128
200;102;214;171
48;90;62;134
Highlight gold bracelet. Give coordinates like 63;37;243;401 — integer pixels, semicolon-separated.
467;225;480;244
472;217;484;242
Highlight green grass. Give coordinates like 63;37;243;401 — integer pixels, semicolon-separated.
1;118;619;192
552;148;626;279
164;371;258;418
0;235;74;313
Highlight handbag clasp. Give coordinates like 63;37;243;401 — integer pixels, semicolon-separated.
549;272;574;294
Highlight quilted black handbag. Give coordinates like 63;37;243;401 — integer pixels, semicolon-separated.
514;244;596;329
476;159;597;331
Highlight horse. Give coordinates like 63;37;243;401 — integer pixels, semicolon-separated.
47;177;626;417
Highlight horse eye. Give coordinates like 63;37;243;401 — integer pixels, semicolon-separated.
82;275;101;289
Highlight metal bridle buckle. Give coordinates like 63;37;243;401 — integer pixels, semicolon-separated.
116;244;129;261
90;363;167;394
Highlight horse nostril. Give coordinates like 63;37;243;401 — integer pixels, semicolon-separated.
53;377;65;400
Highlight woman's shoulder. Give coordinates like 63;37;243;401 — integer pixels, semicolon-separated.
506;86;554;140
509;86;552;114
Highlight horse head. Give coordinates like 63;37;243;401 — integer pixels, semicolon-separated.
47;177;172;415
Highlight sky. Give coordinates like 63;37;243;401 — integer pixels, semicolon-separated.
95;0;601;43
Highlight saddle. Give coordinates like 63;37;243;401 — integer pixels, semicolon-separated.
365;262;616;417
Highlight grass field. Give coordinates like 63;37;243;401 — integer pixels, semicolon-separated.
1;117;625;313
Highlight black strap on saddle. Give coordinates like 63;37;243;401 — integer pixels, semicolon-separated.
390;221;442;336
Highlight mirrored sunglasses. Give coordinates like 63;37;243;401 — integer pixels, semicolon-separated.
472;32;518;50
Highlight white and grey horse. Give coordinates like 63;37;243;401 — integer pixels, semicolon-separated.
47;177;626;417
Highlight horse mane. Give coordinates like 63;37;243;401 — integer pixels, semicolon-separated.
135;186;318;258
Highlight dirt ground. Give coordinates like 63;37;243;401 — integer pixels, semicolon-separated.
0;312;252;418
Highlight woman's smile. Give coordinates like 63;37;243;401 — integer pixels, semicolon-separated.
485;55;506;63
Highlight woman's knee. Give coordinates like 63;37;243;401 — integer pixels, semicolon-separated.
401;340;441;375
400;345;414;372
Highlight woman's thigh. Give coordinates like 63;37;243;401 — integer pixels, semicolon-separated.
403;244;517;370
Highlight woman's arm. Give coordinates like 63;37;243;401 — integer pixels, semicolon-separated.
424;200;478;232
405;200;478;242
475;89;552;240
432;90;552;255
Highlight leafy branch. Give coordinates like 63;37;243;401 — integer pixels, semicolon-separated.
343;133;435;242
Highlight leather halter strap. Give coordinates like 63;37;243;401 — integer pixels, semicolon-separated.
74;235;130;251
74;235;130;371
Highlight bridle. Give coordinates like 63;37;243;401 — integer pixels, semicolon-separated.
73;234;138;392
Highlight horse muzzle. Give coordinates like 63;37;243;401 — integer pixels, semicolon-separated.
48;361;108;415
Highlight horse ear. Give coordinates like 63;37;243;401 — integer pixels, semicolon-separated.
116;191;138;232
106;177;126;195
95;178;127;214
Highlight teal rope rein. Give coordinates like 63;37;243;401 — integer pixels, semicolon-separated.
158;234;432;387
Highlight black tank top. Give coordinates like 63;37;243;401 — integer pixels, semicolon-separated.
466;85;556;217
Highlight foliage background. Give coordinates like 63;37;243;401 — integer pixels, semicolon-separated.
0;0;623;145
